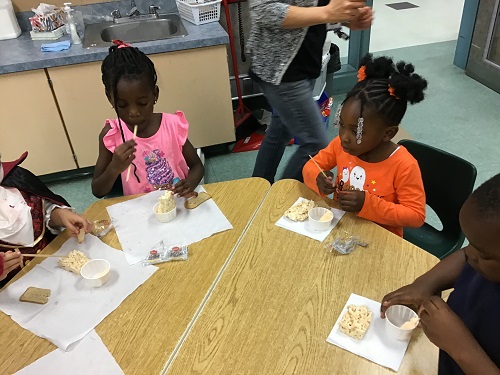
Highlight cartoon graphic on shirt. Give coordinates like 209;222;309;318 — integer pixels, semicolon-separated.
143;149;175;191
349;166;366;191
341;167;349;183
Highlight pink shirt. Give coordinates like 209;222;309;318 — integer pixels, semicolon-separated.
103;112;189;195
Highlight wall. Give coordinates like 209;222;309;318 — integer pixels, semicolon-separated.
13;0;115;13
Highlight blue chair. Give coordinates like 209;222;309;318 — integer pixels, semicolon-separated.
398;140;477;259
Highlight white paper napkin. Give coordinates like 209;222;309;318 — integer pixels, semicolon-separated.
107;186;233;265
275;197;345;242
326;293;411;371
0;235;156;350
15;330;123;375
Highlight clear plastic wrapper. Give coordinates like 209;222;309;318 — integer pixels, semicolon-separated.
92;219;113;237
142;241;188;265
326;233;368;255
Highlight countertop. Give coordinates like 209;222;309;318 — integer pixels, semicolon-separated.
0;20;228;75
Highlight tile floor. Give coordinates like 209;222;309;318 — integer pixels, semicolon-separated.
47;3;500;234
332;0;465;57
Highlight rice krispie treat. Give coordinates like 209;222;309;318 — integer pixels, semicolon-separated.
339;304;372;340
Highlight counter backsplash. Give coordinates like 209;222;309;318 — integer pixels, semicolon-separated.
16;0;179;32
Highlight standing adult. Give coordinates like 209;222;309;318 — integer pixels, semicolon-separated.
248;0;373;183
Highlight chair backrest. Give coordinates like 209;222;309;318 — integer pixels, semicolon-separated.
105;176;123;198
398;139;477;237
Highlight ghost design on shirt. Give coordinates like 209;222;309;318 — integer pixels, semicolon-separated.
350;166;366;191
341;167;349;183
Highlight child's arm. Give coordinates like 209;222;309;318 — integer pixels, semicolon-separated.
0;251;22;281
380;249;466;317
172;140;204;198
92;126;136;198
420;296;500;375
302;138;338;195
355;160;425;227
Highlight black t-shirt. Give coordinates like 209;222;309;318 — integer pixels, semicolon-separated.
438;263;500;374
281;0;328;82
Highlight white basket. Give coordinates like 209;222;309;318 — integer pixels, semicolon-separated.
176;0;222;25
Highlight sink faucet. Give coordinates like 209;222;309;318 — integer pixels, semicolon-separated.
149;5;160;17
111;3;161;23
111;9;121;21
129;0;140;17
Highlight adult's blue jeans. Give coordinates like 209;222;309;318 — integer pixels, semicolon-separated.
252;78;329;184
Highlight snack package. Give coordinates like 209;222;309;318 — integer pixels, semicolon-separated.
326;233;368;255
92;219;113;237
142;241;188;265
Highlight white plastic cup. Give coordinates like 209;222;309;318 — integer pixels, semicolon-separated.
308;207;333;231
385;305;418;341
80;259;110;287
153;202;177;223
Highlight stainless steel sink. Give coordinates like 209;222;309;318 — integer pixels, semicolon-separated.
83;14;188;48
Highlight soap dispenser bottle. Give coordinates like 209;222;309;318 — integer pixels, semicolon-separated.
63;2;81;45
0;0;21;40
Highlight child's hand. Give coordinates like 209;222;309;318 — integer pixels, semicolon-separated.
51;208;93;237
0;251;23;281
380;279;437;318
419;296;474;355
316;171;335;195
110;140;136;174
337;190;365;212
172;179;194;198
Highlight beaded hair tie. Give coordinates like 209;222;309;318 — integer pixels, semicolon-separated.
334;104;343;128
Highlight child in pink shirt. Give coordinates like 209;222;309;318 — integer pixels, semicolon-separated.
92;42;204;197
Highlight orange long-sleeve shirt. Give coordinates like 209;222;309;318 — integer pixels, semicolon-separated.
303;136;425;237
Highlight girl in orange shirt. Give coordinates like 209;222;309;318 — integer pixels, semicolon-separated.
303;54;428;236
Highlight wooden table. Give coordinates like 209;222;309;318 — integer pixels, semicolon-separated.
166;179;440;375
0;178;270;375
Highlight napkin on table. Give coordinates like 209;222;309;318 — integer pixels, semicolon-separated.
0;235;157;350
275;197;345;242
14;330;123;375
326;293;413;371
107;186;233;265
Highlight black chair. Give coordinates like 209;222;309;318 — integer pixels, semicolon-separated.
105;176;123;198
398;140;477;259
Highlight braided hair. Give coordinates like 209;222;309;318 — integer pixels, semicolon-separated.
101;43;157;182
345;54;428;126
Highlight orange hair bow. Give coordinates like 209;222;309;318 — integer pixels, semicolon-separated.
357;66;367;82
388;85;399;99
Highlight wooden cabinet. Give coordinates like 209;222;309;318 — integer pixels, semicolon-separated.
0;69;77;175
46;61;115;170
48;45;235;168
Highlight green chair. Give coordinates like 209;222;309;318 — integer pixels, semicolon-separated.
398;140;477;259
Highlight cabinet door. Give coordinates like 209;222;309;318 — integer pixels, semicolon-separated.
47;61;114;169
48;45;235;169
0;70;76;175
150;45;235;148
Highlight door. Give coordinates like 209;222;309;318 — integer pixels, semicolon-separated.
466;0;500;93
